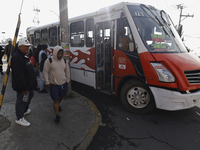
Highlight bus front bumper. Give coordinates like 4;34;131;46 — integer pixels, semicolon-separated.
149;86;200;111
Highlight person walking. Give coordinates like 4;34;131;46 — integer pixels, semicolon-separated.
34;44;42;74
5;40;12;62
33;44;42;90
38;44;48;93
32;44;41;75
11;38;37;127
42;46;70;123
0;45;4;74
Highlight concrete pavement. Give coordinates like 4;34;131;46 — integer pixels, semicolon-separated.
0;58;102;150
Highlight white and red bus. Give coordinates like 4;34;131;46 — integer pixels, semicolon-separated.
27;2;200;114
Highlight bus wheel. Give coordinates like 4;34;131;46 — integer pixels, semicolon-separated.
120;79;155;114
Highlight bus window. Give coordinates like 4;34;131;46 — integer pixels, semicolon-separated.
117;18;132;51
41;29;48;45
86;18;94;47
128;5;186;53
30;35;35;47
70;21;84;47
49;27;57;46
34;30;40;45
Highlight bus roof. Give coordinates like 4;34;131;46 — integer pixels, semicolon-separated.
27;2;143;33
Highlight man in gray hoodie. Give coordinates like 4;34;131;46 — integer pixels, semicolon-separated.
42;46;70;123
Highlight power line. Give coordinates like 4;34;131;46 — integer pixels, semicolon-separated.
184;35;200;39
163;0;171;12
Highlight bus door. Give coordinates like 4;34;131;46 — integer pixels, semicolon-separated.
95;21;114;94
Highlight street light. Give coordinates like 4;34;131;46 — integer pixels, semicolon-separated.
50;10;60;20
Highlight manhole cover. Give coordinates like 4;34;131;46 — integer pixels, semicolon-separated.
0;115;10;133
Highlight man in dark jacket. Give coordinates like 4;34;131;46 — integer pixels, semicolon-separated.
5;40;12;62
11;38;37;127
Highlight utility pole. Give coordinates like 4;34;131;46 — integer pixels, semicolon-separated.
59;0;71;96
33;6;40;26
59;0;69;43
176;4;194;29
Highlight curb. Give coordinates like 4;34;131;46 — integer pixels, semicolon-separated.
74;91;102;150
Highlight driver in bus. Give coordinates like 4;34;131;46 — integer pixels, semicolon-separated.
119;28;130;51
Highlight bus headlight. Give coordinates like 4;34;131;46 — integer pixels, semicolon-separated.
151;62;175;82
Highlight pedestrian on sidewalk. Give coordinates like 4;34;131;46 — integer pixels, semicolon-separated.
33;44;42;90
38;44;48;93
34;44;42;75
0;45;4;75
42;46;70;123
5;40;12;62
11;38;37;127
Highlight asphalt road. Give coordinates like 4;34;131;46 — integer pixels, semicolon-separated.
72;81;200;150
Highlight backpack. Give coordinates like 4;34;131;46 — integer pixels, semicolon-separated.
49;57;66;64
30;55;36;67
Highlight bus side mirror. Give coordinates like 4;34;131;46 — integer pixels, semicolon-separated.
129;42;134;52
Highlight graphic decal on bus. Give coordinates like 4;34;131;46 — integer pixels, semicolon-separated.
70;48;95;70
118;57;126;69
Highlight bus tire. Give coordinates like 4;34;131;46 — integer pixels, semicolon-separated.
120;79;155;114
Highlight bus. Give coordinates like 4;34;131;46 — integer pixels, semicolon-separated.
27;2;200;114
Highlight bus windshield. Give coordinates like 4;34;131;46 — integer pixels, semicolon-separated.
128;4;188;53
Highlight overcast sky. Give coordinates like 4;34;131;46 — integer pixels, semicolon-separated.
0;0;199;50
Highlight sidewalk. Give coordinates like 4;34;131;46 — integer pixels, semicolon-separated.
0;58;102;150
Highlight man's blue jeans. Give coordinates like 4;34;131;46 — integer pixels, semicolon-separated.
38;72;44;91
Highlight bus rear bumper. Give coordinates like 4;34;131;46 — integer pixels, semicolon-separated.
149;86;200;111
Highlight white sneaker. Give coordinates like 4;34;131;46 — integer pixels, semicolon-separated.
24;109;31;116
15;117;31;126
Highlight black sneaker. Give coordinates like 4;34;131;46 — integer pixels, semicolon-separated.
55;115;60;123
38;89;48;93
59;105;62;112
1;72;3;75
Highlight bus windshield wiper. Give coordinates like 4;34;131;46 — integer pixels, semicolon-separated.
141;5;163;27
160;10;175;38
